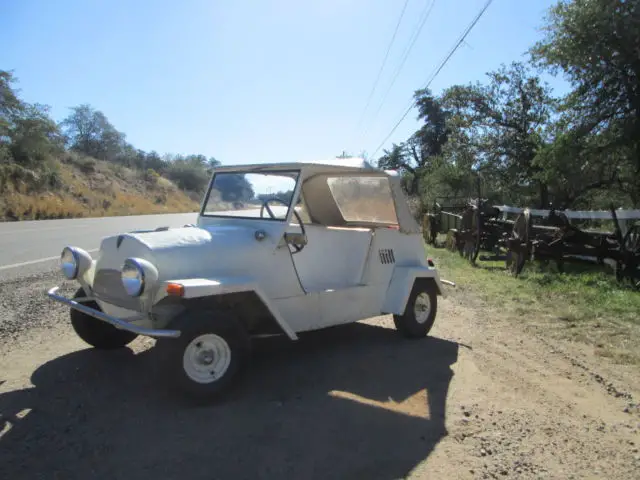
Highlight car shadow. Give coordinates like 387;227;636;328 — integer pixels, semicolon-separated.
0;322;459;480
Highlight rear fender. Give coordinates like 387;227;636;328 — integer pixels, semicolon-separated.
382;266;445;316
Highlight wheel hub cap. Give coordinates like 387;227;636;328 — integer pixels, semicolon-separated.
414;293;431;324
183;334;232;384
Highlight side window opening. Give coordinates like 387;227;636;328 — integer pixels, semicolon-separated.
326;176;398;225
292;193;312;224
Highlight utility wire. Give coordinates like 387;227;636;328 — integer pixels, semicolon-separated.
355;0;411;131
362;0;437;136
369;0;494;159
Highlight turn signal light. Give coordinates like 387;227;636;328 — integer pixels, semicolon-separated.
166;283;185;297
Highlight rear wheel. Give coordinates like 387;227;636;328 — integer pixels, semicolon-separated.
154;310;251;402
70;288;138;349
393;280;438;338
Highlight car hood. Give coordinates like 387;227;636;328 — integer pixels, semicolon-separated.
95;225;262;283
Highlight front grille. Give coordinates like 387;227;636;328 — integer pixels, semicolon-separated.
93;268;142;311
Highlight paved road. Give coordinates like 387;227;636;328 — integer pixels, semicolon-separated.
0;213;198;275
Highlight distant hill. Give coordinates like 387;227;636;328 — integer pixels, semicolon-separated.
1;69;214;221
0;153;201;221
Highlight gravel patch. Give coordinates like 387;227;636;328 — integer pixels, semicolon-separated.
0;270;77;346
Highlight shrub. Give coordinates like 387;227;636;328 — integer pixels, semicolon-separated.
78;158;96;174
165;161;209;193
144;168;160;184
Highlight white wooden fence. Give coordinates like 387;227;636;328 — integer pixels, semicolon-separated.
495;205;640;220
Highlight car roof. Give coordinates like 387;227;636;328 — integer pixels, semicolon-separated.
206;157;420;234
212;157;396;177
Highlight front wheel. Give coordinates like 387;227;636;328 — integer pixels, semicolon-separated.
154;310;251;402
70;288;138;349
393;280;438;338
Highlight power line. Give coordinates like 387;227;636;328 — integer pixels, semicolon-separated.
363;0;437;135
355;0;411;131
369;0;494;159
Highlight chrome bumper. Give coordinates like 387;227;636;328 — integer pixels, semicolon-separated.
47;286;181;339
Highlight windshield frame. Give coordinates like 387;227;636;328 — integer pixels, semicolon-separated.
199;169;302;222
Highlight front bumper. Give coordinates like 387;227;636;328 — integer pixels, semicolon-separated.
47;286;181;339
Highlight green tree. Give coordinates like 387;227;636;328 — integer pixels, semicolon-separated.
163;153;218;193
377;88;450;195
439;62;557;206
214;173;255;201
0;70;23;146
530;0;640;205
9;103;63;166
60;104;125;161
0;70;62;167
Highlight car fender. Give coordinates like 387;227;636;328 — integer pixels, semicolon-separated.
381;266;446;316
159;277;298;340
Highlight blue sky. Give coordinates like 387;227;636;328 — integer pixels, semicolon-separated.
2;0;569;166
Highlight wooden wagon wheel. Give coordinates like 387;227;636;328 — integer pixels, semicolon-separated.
615;223;640;290
546;209;571;272
445;229;458;253
460;205;480;264
470;205;482;264
423;213;439;246
422;214;433;245
505;209;531;276
430;214;440;246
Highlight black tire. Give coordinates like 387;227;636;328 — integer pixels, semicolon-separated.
393;280;438;338
154;310;251;402
70;288;138;349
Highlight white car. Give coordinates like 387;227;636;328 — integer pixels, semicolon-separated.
48;158;449;400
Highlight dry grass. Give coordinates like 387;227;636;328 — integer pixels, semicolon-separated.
429;240;640;366
0;157;200;221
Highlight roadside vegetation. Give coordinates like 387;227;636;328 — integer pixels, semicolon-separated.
430;242;640;366
374;0;639;213
1;153;202;220
366;0;640;365
0;71;222;220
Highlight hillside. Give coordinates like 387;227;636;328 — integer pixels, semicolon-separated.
0;154;200;221
1;69;213;222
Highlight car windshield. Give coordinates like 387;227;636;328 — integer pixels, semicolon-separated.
202;171;299;220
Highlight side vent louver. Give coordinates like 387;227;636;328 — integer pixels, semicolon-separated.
379;249;395;264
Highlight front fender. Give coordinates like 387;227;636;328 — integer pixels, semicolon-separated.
159;277;298;340
382;266;446;316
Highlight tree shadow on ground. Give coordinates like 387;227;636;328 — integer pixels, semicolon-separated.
0;322;459;480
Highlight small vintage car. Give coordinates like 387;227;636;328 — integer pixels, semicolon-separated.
48;158;449;400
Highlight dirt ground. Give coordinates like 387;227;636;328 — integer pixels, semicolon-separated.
1;273;639;479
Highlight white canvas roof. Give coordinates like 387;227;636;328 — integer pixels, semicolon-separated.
210;159;421;234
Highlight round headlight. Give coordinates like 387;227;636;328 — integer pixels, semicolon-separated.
122;259;145;297
60;247;79;280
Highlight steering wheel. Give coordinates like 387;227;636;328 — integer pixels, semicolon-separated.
260;197;307;253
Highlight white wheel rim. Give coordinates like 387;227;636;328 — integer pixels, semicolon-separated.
182;333;232;384
414;292;431;324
